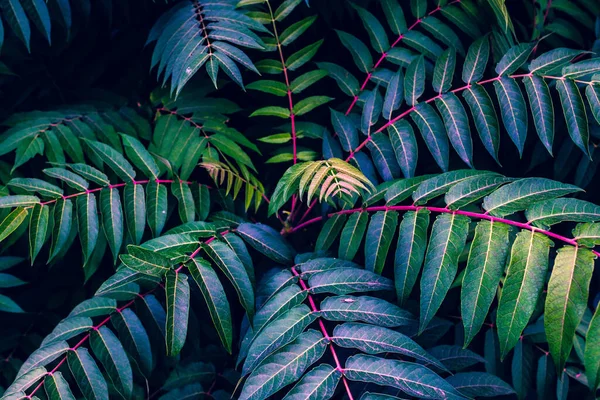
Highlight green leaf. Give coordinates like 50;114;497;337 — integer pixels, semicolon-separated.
0;195;39;208
545;246;595;371
495;43;535;76
45;371;76;400
17;341;69;377
413;170;493;205
421;16;464;56
247;80;287;96
124;183;145;244
188;258;233;353
462;221;511;346
493;77;528;157
100;188;123;263
351;3;389;53
385;175;432;205
237;222;294;264
146;181;167;237
280;15;316;46
90;326;133;398
287;40;323;71
585;306;600;391
573;222;600;247
68;163;109;186
395;209;429;306
420;214;469;333
293;96;333;116
404;55;425;106
283;364;341;400
529;48;586;74
320;295;413;327
0;0;31;51
335;30;372;73
429;345;486;371
315;214;345;252
67;348;109;400
111;308;153;376
410;0;426;18
433;48;456;94
202;240;255;319
317;62;359;97
556;79;590;158
172;180;195;223
308;268;394;295
330;109;357;152
522;75;554;155
84;139;136;182
462;35;490;83
333;323;445;370
401;30;443;60
483;178;582;217
511;339;534;400
344;354;466;399
68;297;117;318
365;211;398;274
387;120;417;178
496;230;553;359
121;134;160;179
445;175;512;209
463;84;501;163
165;270;190;357
250;106;290;119
338;211;368;260
243;304;316;375
43;167;88;191
9;178;63;198
446;372;515;397
41;316;92;346
435;93;473;167
290;70;328;94
120;245;172;276
239;330;327;400
4;367;46;395
381;0;406;35
382;69;403;120
0;207;28;243
76;193;99;265
525;198;600;229
562;59;600;78
274;0;302;21
410;103;449;171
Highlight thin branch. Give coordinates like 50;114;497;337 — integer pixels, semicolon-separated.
291;267;355;400
344;0;462;116
288;205;600;257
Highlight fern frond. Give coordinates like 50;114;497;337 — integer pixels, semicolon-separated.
200;158;266;212
147;0;265;95
268;158;375;216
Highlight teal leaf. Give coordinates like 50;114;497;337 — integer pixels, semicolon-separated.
308;268;394;295
461;221;511;346
419;214;469;332
482;178;582;217
111;308;153;376
90;326;132;398
237;223;294;264
28;203;48;264
338;211;368;260
447;372;515;397
523;75;554;155
171;180;195;223
315;214;346;252
382;69;403;120
76;193;99;265
387;120;417;178
351;3;389;53
404;55;425;106
525;198;600;229
462;35;490;83
445;175;512;209
120;245;172;277
124;183;145;245
365;211;398;274
41;316;93;346
165;270;190;357
67;348;108;400
395;209;429;306
146;181;167;237
100;188;123;263
17;341;69;379
335;30;372;73
283;364;341;400
496;231;553;359
435;93;473;167
84;139;136;182
410;103;449;171
188;258;233;353
44;371;76;400
556;79;590;158
320;295;413;327
544;246;595;371
495;43;535;76
412;169;494;205
433;48;456;94
344;354;466;399
493;77;528;157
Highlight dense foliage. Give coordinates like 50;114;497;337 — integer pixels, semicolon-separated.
1;0;600;399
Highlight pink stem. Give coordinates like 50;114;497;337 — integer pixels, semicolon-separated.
344;0;461;116
40;179;198;206
291;267;354;400
26;232;231;398
289;205;600;257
